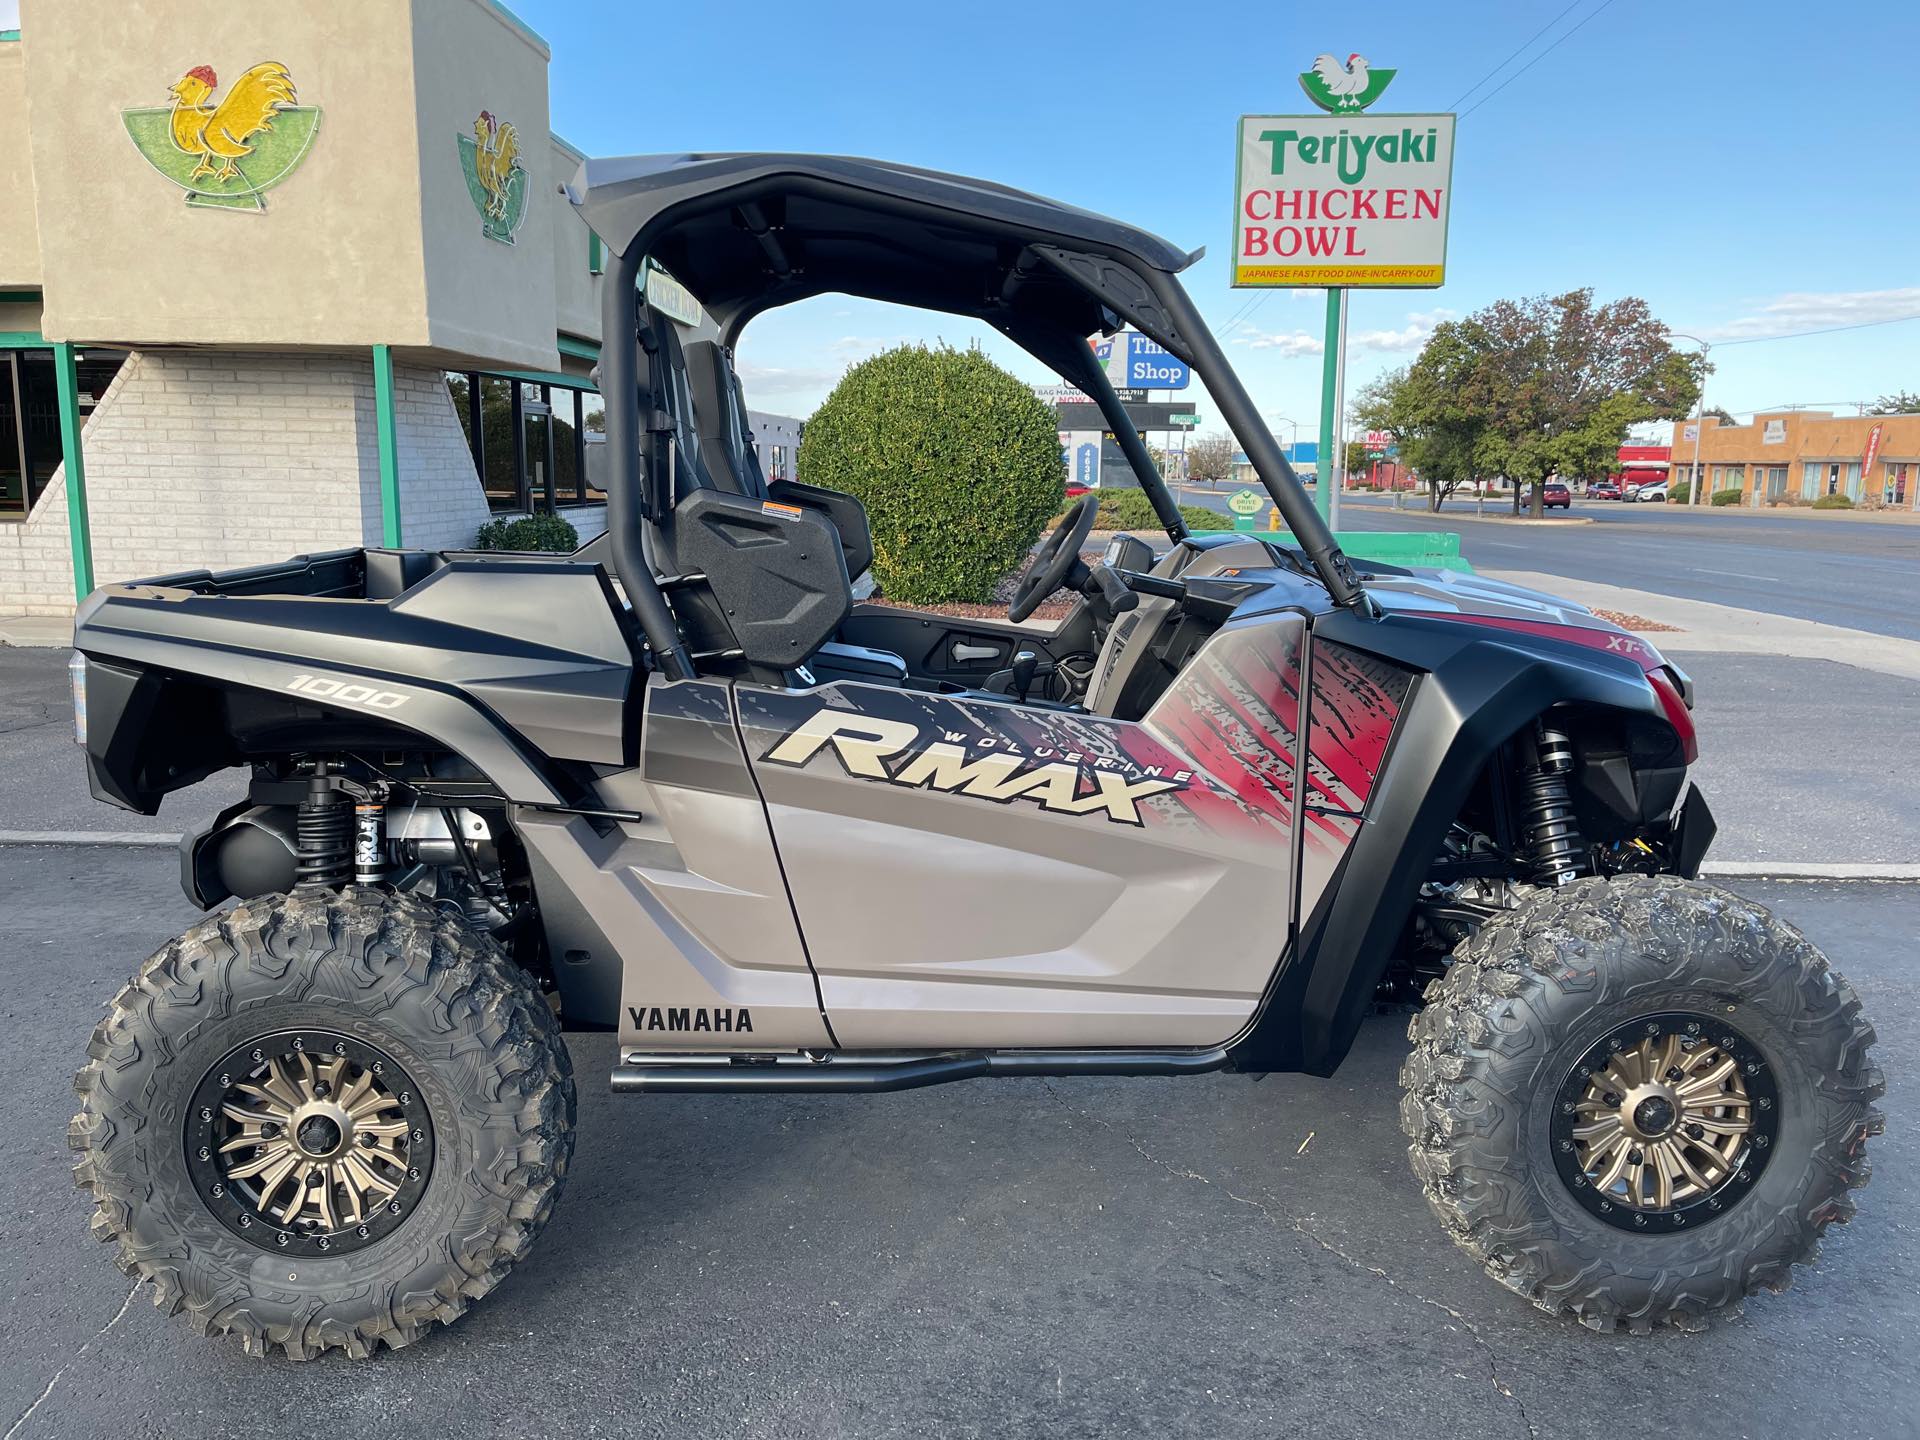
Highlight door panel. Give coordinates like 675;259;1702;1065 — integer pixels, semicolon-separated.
736;615;1311;1048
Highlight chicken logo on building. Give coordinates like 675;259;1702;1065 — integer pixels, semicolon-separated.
123;61;321;211
458;110;529;245
1297;53;1397;114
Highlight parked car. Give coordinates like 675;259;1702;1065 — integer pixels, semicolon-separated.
1587;480;1622;501
1543;482;1571;510
1633;481;1670;503
1065;482;1091;499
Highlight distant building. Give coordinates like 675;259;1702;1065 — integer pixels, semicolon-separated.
1667;412;1918;508
749;410;803;483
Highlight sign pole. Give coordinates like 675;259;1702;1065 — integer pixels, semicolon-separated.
1317;287;1341;526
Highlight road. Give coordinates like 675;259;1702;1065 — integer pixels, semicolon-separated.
1174;485;1920;642
1;846;1912;1439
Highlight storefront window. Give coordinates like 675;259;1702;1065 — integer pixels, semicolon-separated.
0;347;125;520
447;372;601;513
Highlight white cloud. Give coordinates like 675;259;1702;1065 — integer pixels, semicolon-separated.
1695;288;1920;343
1233;307;1453;357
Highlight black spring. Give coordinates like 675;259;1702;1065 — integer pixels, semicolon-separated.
293;781;353;891
1520;727;1584;884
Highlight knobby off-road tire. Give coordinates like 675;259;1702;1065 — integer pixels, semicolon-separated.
70;886;576;1359
1400;874;1883;1333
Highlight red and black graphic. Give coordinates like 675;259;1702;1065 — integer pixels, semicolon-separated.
738;621;1411;857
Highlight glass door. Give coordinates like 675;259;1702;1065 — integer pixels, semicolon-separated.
0;352;21;518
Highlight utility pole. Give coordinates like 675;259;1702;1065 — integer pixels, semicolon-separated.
1672;333;1711;506
1318;288;1349;530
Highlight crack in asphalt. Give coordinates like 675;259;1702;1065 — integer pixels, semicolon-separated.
3;1283;140;1440
1041;1082;1539;1440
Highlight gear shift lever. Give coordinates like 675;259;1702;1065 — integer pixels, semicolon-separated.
1009;649;1039;703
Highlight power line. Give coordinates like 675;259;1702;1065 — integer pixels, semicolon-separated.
1710;312;1920;347
1447;0;1585;111
1460;0;1622;120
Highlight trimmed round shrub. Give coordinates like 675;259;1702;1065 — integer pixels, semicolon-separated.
1811;493;1855;510
474;512;580;552
1710;487;1744;506
1668;481;1691;504
798;345;1065;604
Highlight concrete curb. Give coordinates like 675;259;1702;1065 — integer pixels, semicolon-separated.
0;831;181;847
2;831;1917;884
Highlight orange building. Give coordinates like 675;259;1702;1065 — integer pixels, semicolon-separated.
1667;411;1920;510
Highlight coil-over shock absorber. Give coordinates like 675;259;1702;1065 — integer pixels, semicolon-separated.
1519;723;1585;885
293;763;353;891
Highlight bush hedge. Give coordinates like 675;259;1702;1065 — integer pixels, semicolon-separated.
1063;486;1217;533
1710;488;1744;506
1668;482;1690;504
798;345;1065;604
1811;493;1855;510
474;512;580;552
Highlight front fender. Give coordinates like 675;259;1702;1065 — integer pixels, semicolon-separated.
1227;609;1669;1075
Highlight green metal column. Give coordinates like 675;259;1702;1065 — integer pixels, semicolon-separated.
372;344;402;547
52;341;94;599
1315;289;1342;524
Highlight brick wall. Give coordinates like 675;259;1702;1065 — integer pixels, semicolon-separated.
0;350;489;615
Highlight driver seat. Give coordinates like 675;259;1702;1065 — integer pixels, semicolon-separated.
647;323;905;686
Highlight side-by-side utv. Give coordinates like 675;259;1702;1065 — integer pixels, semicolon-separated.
68;153;1881;1358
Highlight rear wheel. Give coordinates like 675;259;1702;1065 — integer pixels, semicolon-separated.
71;887;575;1358
1400;874;1883;1332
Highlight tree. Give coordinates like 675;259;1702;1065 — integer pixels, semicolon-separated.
1703;405;1739;426
1368;290;1707;518
1869;391;1920;416
1351;361;1481;512
1184;430;1235;483
797;344;1064;603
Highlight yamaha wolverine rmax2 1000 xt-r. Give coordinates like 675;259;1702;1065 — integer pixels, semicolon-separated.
68;154;1882;1357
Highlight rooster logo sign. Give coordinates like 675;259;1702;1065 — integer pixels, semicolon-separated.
123;61;321;211
1297;53;1397;114
458;110;529;245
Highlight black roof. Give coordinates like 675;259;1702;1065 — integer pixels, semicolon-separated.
565;152;1198;343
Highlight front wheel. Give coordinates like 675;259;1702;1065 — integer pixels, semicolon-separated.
1400;875;1883;1333
70;887;576;1359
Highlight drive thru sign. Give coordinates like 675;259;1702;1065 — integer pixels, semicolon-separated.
1233;113;1456;287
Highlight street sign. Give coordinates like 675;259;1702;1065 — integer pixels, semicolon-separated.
1227;488;1264;516
1170;413;1201;427
1232;111;1456;288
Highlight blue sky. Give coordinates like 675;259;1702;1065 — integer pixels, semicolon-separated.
522;0;1920;433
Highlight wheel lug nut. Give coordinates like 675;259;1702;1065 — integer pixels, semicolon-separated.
334;1043;347;1056
276;1232;290;1247
210;1183;224;1198
359;1132;377;1148
197;1146;210;1161
357;1225;370;1239
388;1200;402;1215
407;1167;421;1181
251;1048;264;1063
1603;1092;1621;1107
1628;1149;1643;1165
262;1123;278;1138
314;1081;330;1097
411;1129;424;1143
199;1107;213;1122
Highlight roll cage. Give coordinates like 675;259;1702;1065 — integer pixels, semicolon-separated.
565;152;1367;679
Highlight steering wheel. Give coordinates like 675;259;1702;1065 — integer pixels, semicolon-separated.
1008;494;1098;623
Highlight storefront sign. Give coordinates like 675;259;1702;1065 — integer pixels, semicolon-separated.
644;263;705;327
1075;443;1099;488
125;61;319;211
1681;423;1700;443
1233;110;1455;287
459;110;528;244
1096;332;1191;390
1763;419;1786;444
1861;423;1885;480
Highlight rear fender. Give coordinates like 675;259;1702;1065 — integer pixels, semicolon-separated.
73;583;601;812
1227;609;1670;1076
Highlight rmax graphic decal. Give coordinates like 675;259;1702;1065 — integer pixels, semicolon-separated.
763;708;1191;825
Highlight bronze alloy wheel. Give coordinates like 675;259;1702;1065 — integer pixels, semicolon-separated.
1550;1012;1779;1233
185;1030;434;1257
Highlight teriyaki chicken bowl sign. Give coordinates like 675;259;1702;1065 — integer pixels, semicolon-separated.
1233;109;1455;287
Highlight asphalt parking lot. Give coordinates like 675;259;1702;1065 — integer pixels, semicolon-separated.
3;846;1912;1440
